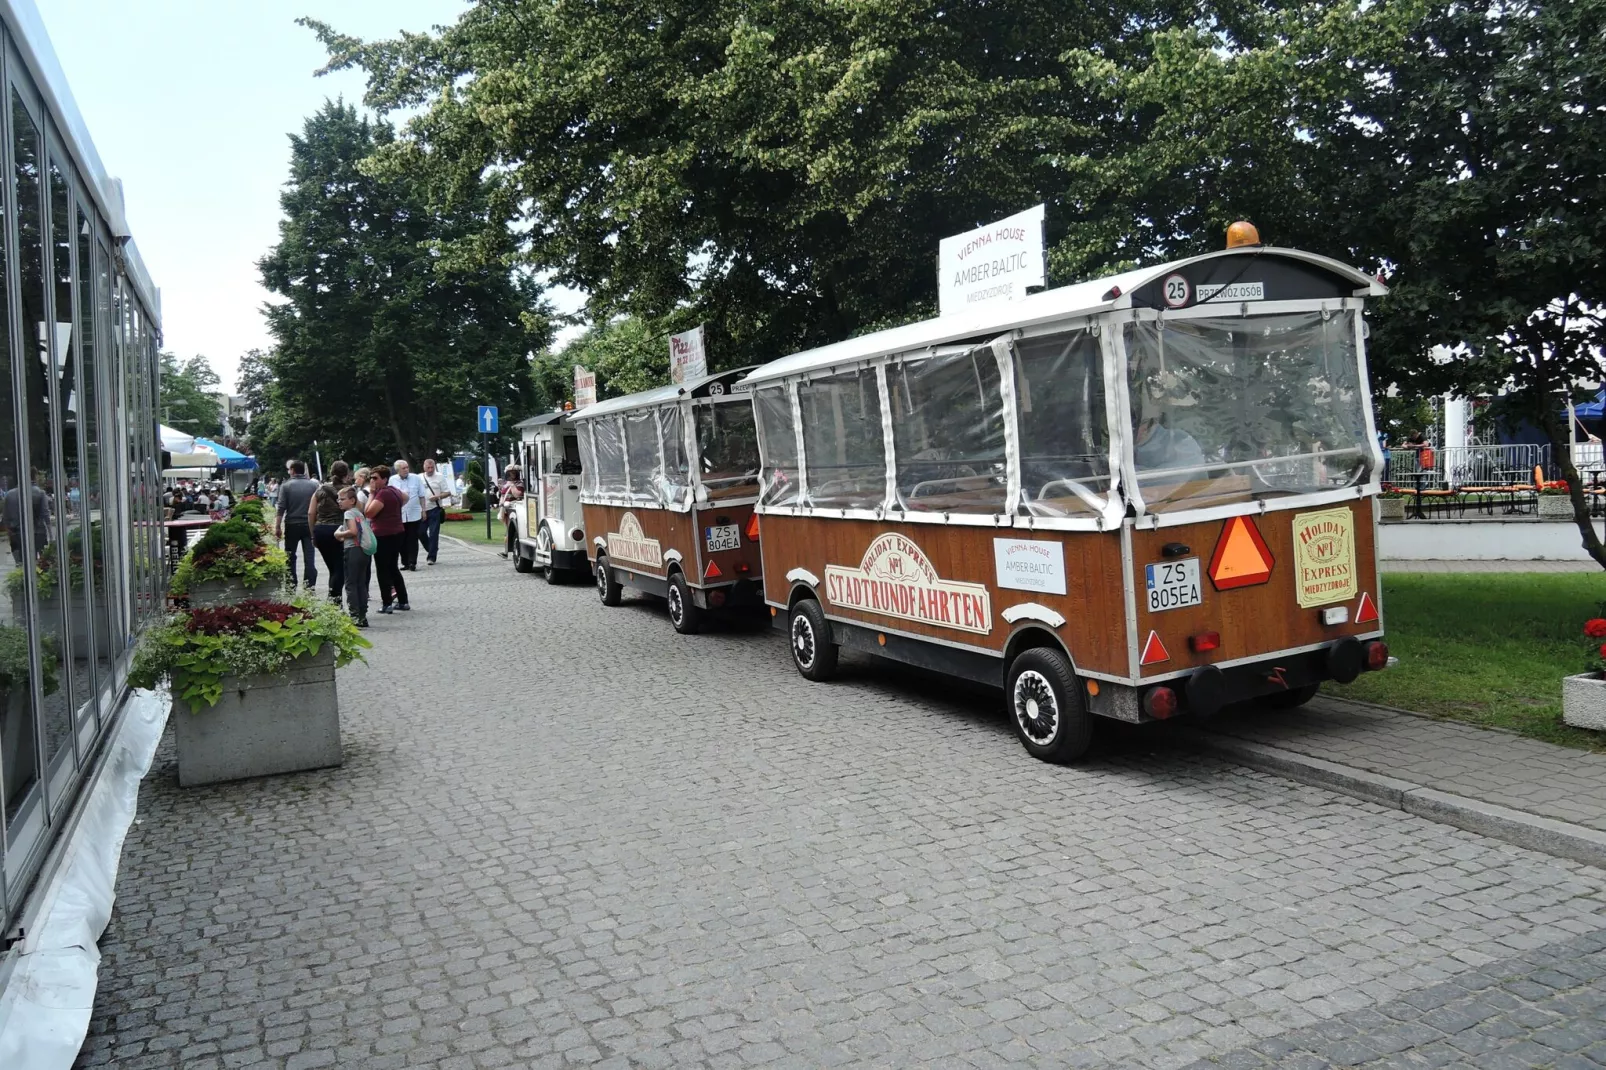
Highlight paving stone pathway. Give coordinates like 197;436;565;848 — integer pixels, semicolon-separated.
76;542;1606;1069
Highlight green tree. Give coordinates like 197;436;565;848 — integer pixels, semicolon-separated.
257;100;550;467
532;317;668;407
158;352;224;438
305;1;1208;368
463;457;486;513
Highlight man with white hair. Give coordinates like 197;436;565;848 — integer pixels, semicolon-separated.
388;459;427;571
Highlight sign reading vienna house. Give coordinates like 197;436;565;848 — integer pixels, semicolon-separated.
607;512;663;569
937;204;1047;316
825;533;993;635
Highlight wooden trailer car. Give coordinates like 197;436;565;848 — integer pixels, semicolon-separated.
572;368;764;633
741;236;1391;762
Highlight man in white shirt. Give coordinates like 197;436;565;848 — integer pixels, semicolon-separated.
388;459;427;571
418;458;454;566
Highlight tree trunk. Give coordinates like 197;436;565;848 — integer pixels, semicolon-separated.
1537;405;1606;570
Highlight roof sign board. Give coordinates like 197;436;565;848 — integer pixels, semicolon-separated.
574;365;596;409
670;325;707;385
937;204;1046;317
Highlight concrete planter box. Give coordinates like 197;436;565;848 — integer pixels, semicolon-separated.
1379;498;1406;521
184;576;282;606
12;591;109;653
1538;495;1575;520
1563;673;1606;732
172;647;342;787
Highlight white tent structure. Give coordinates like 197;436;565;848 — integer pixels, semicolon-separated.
160;424;219;473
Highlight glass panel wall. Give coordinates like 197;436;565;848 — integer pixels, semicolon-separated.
49;147;98;738
74;202;110;712
13;89;77;794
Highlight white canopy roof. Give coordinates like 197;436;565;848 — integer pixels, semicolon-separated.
160;425;197;453
740;247;1383;389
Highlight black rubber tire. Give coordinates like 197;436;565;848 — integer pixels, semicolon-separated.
513;536;535;573
595;554;622;606
667;572;702;634
788;598;838;681
1261;683;1320;710
1005;647;1093;763
540;528;562;584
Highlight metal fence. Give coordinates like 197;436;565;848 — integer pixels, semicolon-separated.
1385;443;1550;489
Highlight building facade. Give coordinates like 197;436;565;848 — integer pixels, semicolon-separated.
0;0;163;934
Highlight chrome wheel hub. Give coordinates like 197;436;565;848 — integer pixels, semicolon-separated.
1013;669;1059;745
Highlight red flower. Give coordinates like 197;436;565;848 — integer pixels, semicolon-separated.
1586;619;1606;639
1598;642;1606;660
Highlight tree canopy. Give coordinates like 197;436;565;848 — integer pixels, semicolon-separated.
158;352;223;438
256;100;549;466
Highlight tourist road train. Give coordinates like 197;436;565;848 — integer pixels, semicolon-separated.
504;236;1390;762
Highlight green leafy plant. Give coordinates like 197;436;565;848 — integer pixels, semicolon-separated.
464;458;487;512
170;542;289;597
6;538;90;597
129;593;369;708
0;624;58;697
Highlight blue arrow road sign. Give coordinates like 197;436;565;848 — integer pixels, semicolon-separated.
477;405;499;434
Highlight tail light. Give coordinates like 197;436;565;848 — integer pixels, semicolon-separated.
1364;640;1389;672
1142;686;1178;720
1188;631;1220;653
745;514;760;540
570;528;583;541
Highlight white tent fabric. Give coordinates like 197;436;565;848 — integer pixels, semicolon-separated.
159;425;196;454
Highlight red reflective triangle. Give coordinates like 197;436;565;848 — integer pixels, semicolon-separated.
745;514;761;540
1355;590;1379;624
1140;630;1170;666
1208;516;1275;590
704;559;723;580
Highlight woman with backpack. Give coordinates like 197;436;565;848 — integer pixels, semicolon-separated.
335;484;375;627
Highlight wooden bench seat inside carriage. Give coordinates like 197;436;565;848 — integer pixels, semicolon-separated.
738;228;1393;763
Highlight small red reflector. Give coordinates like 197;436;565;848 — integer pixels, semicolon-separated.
736;563;750;573
1355;591;1379;624
745;514;760;540
1143;687;1178;719
704;560;723;580
1364;640;1389;671
1140;630;1170;665
1189;631;1221;653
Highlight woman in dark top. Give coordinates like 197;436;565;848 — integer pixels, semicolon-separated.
364;464;410;613
310;460;351;606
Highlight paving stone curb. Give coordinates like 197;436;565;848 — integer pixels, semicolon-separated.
1178;729;1606;871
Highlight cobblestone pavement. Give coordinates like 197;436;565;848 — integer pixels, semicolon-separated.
1203;695;1606;834
78;543;1606;1069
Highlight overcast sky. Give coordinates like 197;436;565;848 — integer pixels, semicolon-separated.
39;0;474;392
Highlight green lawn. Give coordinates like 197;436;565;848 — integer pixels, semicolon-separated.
1328;572;1606;751
439;513;505;546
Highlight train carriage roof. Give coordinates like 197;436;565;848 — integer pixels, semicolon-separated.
740;247;1383;389
568;366;756;421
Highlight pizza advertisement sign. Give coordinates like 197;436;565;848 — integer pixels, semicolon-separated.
607;511;663;568
824;533;993;635
1292;507;1357;608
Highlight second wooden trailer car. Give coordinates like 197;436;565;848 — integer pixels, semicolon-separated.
741;239;1391;762
572;368;764;633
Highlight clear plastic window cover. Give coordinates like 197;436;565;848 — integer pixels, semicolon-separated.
800;368;885;509
890;344;1007;514
695;400;761;499
1125;310;1369;513
753;385;800;506
592;416;629;498
657;404;693;508
1013;328;1113;518
624;409;664;503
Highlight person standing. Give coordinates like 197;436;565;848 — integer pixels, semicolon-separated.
310;460;351;605
495;465;525;559
389;459;426;571
274;459;320;589
365;465;410;614
419;458;453;566
335;485;372;627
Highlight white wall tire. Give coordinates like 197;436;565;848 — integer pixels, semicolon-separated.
1005;647;1092;763
788;598;838;682
667;572;702;634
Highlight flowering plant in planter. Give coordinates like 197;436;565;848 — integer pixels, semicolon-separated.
1539;481;1570;495
6;522;102;597
1584;615;1606;674
169;516;287;597
130;594;369;707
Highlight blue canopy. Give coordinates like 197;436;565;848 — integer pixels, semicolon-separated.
1574;389;1606;420
194;437;258;470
